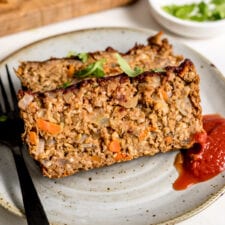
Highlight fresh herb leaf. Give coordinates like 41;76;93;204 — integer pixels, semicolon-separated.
134;66;143;74
66;51;89;63
212;0;225;5
175;4;196;19
199;2;208;14
163;4;196;19
67;51;76;57
115;53;143;77
151;68;166;73
61;81;71;88
77;52;89;63
75;59;106;78
0;115;7;122
215;2;225;18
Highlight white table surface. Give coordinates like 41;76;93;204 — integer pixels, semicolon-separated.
0;0;225;224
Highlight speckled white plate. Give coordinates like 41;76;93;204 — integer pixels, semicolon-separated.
0;27;225;225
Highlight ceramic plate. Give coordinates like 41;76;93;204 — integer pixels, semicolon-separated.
0;27;225;225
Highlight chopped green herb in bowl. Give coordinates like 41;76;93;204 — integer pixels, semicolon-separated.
148;0;225;38
162;0;225;22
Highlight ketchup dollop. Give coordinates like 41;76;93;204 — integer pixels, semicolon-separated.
173;114;225;190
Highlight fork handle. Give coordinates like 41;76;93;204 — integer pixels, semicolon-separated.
11;145;50;225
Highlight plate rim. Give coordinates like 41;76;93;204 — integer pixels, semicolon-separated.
0;26;225;225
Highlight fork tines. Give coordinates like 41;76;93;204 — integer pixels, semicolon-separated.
6;65;19;112
0;74;10;113
0;65;19;113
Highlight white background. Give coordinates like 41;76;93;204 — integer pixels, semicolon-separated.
0;0;225;224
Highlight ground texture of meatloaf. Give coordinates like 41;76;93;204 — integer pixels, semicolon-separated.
15;32;183;92
18;59;203;178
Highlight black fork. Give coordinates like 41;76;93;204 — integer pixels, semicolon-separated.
0;65;50;225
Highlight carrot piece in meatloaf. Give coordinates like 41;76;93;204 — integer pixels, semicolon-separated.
15;32;183;92
18;59;203;178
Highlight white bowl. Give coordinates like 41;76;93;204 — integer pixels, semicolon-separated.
148;0;225;38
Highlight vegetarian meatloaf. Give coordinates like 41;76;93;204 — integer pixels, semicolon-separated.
18;59;203;178
15;32;183;92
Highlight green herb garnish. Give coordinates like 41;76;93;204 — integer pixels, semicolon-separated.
75;59;106;78
67;51;76;58
115;53;143;77
66;51;89;63
77;53;89;63
0;115;7;122
151;68;166;73
162;0;225;22
61;81;71;88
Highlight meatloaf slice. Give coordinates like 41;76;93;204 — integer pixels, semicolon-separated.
18;59;203;178
16;32;183;92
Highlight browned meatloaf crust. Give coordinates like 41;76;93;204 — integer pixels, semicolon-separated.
15;32;183;92
18;59;203;178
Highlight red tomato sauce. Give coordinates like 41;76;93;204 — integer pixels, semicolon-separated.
173;114;225;190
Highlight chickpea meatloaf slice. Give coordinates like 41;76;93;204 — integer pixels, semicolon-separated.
15;32;183;92
18;59;203;178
